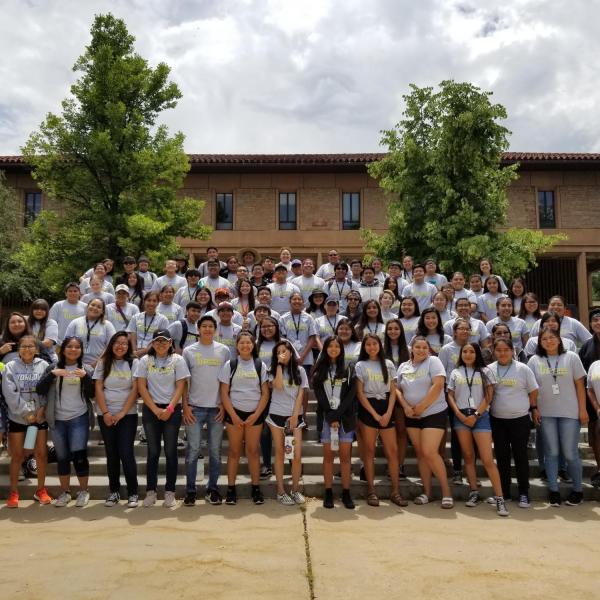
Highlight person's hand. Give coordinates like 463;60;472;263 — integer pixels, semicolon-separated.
113;411;125;424
463;415;477;428
25;412;37;424
378;413;391;428
532;408;542;426
579;409;589;426
35;407;46;424
52;368;68;377
330;421;340;430
413;404;424;417
215;405;225;422
158;409;172;421
0;342;15;355
103;412;115;427
403;405;416;418
231;413;244;428
73;368;87;378
183;405;195;425
245;413;258;427
289;414;299;430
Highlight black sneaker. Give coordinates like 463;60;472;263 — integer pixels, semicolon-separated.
549;491;561;507
252;487;265;505
591;471;600;488
260;466;272;480
558;470;572;483
341;489;355;509
205;489;222;505
399;465;407;480
323;488;334;509
183;492;196;507
539;470;547;481
359;466;367;482
565;491;583;506
225;487;237;505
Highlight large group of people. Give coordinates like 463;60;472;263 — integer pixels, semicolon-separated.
1;247;599;516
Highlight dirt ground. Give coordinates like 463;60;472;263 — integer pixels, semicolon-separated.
1;499;598;599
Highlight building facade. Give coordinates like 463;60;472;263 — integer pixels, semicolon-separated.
2;152;600;323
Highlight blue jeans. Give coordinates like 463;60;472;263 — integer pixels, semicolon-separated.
142;404;182;493
540;416;582;492
535;428;567;473
53;412;90;477
185;406;224;493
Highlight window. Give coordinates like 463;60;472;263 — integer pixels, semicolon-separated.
342;192;360;230
538;190;556;228
279;192;297;230
216;192;233;230
24;192;42;225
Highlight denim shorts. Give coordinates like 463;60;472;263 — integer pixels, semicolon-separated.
52;411;90;460
453;410;492;433
320;421;355;444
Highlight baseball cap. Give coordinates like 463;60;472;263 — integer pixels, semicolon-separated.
115;284;130;295
152;329;172;341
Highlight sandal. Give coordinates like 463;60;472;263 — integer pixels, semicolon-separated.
390;493;409;507
366;492;380;507
414;494;430;505
441;496;454;509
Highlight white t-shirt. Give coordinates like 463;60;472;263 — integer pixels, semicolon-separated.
268;366;309;416
448;366;496;411
355;359;396;400
397;356;446;417
403;281;437;313
529;315;592;345
93;358;138;415
151;274;187;293
489;360;538;419
586;360;600;406
65;317;116;366
486;316;528;352
183;341;230;407
126;312;170;349
134;353;190;405
49;300;88;343
218;358;268;412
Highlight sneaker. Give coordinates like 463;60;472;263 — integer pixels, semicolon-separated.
143;490;157;507
205;489;222;505
591;471;600;488
25;457;38;478
252;487;265;505
452;471;463;485
277;492;295;506
518;494;531;509
127;495;139;508
496;497;509;517
75;490;90;508
33;487;52;505
55;490;72;507
399;465;408;480
290;490;305;505
359;466;367;482
138;428;147;444
558;470;572;483
6;491;19;508
18;470;26;482
260;465;272;480
539;470;547;481
465;491;481;508
163;491;177;508
177;437;185;448
549;491;561;507
183;492;197;507
323;488;334;509
225;487;237;505
104;492;120;507
341;490;355;509
565;491;583;506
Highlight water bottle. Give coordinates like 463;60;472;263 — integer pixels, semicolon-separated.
330;426;339;452
284;424;294;460
197;456;205;482
24;424;38;450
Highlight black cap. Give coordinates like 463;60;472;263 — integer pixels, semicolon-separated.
152;329;172;341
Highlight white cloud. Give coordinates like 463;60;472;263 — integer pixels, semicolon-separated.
0;0;599;154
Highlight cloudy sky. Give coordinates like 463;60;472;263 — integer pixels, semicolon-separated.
1;0;599;155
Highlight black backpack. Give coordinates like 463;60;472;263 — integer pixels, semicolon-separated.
228;357;263;387
178;320;199;350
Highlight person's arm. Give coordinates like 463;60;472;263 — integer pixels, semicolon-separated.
446;388;463;422
529;389;541;425
298;335;316;364
380;380;397;427
414;375;445;416
219;381;243;427
246;381;270;426
587;386;600;417
2;366;34;423
288;385;304;430
356;379;380;421
94;379;114;426
576;377;589;425
272;363;285;391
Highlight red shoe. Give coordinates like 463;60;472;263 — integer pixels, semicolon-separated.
34;488;52;505
6;491;19;508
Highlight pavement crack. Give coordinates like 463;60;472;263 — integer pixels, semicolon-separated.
301;505;316;600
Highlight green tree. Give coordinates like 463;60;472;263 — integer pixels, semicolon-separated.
20;13;210;294
364;80;565;277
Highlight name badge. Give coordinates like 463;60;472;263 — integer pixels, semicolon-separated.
292;340;303;352
552;383;560;395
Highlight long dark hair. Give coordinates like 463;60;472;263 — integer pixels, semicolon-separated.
100;331;134;379
536;326;565;357
57;336;85;402
1;312;31;344
194;287;216;310
357;299;383;329
312;336;346;385
518;292;541;320
270;340;302;386
357;333;389;384
28;299;50;341
457;342;489;387
257;316;281;346
307;291;327;315
127;272;145;304
335;318;359;342
383;276;400;300
416;307;445;345
383;318;409;365
235;279;256;311
483;275;502;294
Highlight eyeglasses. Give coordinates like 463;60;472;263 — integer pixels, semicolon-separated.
153;338;171;344
19;345;37;349
261;325;275;330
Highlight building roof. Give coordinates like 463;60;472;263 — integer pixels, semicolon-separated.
2;152;600;172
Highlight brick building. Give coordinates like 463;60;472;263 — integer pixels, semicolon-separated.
2;152;599;323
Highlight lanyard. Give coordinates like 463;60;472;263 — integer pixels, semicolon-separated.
366;321;379;335
115;304;130;327
142;314;156;343
463;366;477;396
335;281;346;298
545;355;560;383
291;313;302;340
496;361;513;382
326;315;337;332
187;286;197;302
328;366;338;390
85;319;99;344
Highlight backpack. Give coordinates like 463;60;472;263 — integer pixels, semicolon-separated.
178;320;199;350
228;357;263;388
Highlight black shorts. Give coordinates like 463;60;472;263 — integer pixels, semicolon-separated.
405;409;448;430
224;407;267;426
8;420;49;434
358;397;395;429
586;399;599;423
265;413;306;429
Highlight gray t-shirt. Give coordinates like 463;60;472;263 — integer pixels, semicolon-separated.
267;282;301;314
157;302;184;324
280;312;318;364
168;319;199;350
486;316;528;352
403;281;437;313
476;293;507;322
105;302;140;331
448;366;496;411
199;275;233;296
529;315;592;345
81;291;115;305
65;317;116;366
151;274;187;293
183;341;230;407
291;275;326;306
444;317;490;345
400;317;419;345
32;319;59;363
49;300;88;343
93;358;138;415
54;364;90;421
79;278;115;296
527;352;586;419
138;270;157;293
126;312;170;349
215;322;242;358
325;279;360;311
488;360;538;419
218;358;268;412
524;336;576;357
268;366;309;416
355;359;397;399
423;333;453;356
438;341;464;380
587;360;600;402
315;314;344;343
397;356;447;417
134;353;190;405
343;341;361;369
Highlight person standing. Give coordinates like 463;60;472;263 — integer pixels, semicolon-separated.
49;282;88;344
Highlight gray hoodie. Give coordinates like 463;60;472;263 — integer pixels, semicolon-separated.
1;357;49;425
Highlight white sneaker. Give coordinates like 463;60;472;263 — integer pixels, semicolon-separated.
127;495;139;508
104;492;120;507
75;490;90;508
55;491;72;507
277;492;295;506
163;491;177;508
290;490;305;505
143;491;157;507
496;497;509;517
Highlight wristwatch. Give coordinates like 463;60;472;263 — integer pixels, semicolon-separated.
474;411;481;417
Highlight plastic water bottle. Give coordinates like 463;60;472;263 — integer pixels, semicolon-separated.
330;427;339;451
284;425;294;461
24;425;38;450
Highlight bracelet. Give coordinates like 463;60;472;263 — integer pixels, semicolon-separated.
166;404;175;414
102;411;109;416
530;406;538;411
